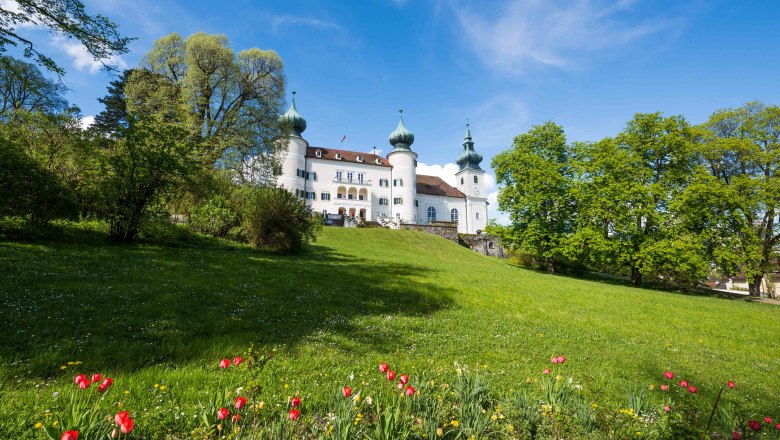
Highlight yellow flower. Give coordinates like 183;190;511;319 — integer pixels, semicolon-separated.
649;384;654;390
284;384;289;389
491;414;498;421
508;424;515;433
354;395;360;402
59;366;67;370
159;386;167;391
124;390;130;394
154;383;159;388
450;420;459;427
44;412;52;418
636;432;642;436
34;422;43;429
591;403;598;409
436;428;443;437
52;421;58;427
556;375;562;382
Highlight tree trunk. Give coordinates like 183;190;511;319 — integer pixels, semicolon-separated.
748;274;764;297
546;259;555;274
631;266;642;287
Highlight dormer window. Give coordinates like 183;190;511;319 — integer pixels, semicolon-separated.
335;153;342;160
375;158;382;165
356;155;363;162
315;149;322;157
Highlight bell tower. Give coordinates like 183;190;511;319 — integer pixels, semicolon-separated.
386;110;418;224
455;123;487;233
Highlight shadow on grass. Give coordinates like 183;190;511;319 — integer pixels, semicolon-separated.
0;224;453;380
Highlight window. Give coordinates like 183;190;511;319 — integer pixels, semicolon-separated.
358;194;365;201
305;172;317;181
393;197;403;205
395;212;400;219
305;191;316;200
336;193;343;199
321;192;331;201
461;177;464;185
358;173;364;183
322;209;328;215
347;172;353;182
379;197;388;206
451;208;459;222
393;178;403;187
335;153;342;159
336;171;343;181
348;194;354;200
476;212;480;219
379;178;389;187
356;155;363;162
297;169;305;178
375;158;382;165
315;149;322;157
414;200;419;207
488;242;495;249
474;175;479;184
427;206;436;223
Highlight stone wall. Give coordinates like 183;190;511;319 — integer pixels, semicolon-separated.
459;233;508;258
400;223;459;242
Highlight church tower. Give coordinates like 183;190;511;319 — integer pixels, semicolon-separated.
387;110;418;223
277;92;309;196
455;123;488;233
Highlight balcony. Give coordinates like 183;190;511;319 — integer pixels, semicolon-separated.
333;178;372;186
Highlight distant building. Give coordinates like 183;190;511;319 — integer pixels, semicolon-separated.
275;93;488;234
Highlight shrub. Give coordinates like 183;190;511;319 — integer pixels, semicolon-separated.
189;195;239;237
240;186;321;252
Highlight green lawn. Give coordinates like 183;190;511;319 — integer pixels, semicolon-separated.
1;224;779;438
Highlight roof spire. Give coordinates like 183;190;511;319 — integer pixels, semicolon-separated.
456;121;483;172
278;90;306;136
388;108;414;151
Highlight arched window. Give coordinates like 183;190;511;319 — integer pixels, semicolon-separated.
427;206;436;223
451;208;459;222
474;175;478;184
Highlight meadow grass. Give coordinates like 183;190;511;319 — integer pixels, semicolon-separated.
1;222;779;437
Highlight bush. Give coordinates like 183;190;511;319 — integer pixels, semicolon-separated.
188;195;238;237
240;186;321;252
0;140;77;225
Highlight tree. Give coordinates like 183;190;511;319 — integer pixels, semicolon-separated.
572;113;696;285
139;32;286;180
0;0;132;75
92;68;135;135
492;122;575;273
685;102;780;296
0;55;67;117
241;186;321;252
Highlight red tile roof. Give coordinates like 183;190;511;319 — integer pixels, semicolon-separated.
416;174;465;198
306;147;391;167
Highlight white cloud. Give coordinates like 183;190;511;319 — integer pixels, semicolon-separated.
80;115;95;130
0;0;42;29
416;162;460;187
272;16;345;33
449;0;670;75
51;34;127;74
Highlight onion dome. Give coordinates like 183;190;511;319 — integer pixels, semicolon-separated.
278;91;307;136
456;123;484;172
388;109;414;151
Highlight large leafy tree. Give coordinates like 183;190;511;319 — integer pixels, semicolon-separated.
92;68;135;136
138;32;286;181
492;122;575;273
572;113;697;285
0;0;132;75
0;55;67;116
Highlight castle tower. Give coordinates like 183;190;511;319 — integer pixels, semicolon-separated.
455;123;487;233
387;110;418;223
277;91;309;196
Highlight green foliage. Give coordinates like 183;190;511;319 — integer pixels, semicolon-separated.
0;55;67;116
240;186;321;252
188;195;239;238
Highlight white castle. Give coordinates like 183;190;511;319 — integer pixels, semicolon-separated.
276;93;488;234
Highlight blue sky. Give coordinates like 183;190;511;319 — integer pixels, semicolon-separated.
5;0;780;222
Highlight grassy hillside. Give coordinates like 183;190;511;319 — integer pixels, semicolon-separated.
1;224;779;437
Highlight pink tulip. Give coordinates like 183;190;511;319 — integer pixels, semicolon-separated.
217;408;229;420
776;423;780;430
688;386;697;394
732;432;741;440
291;397;301;408
544;368;551;375
551;356;559;364
727;381;735;389
663;371;674;380
219;359;230;369
386;370;396;381
232;414;241;423
679;380;688;388
289;409;300;420
342;387;352;398
234;396;247;409
74;374;87;385
661;384;669;391
397;382;404;390
379;363;389;373
749;420;761;431
557;356;566;364
765;417;773;425
399;374;409;385
405;386;415;396
663;405;670;412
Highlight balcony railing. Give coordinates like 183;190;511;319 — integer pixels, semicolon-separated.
333;178;372;186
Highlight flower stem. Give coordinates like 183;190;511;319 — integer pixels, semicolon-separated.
705;386;724;432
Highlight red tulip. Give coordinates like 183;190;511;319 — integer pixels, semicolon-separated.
661;384;669;391
217;407;229;420
101;378;113;387
291;397;301;408
775;423;780;430
397;382;404;390
289;409;300;420
749;420;761;431
765;417;773;424
120;418;134;434
114;411;130;425
663;405;670;412
679;380;688;388
234;396;247;409
219;358;230;369
91;374;102;383
232;414;241;423
557;356;566;364
399;374;409;385
78;379;91;389
379;363;389;373
61;431;79;440
74;374;87;385
727;381;735;389
98;384;108;393
342;386;352;398
405;385;415;396
687;386;697;394
664;371;674;380
233;356;242;366
386;370;396;381
544;368;551;375
732;432;741;440
551;356;559;364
